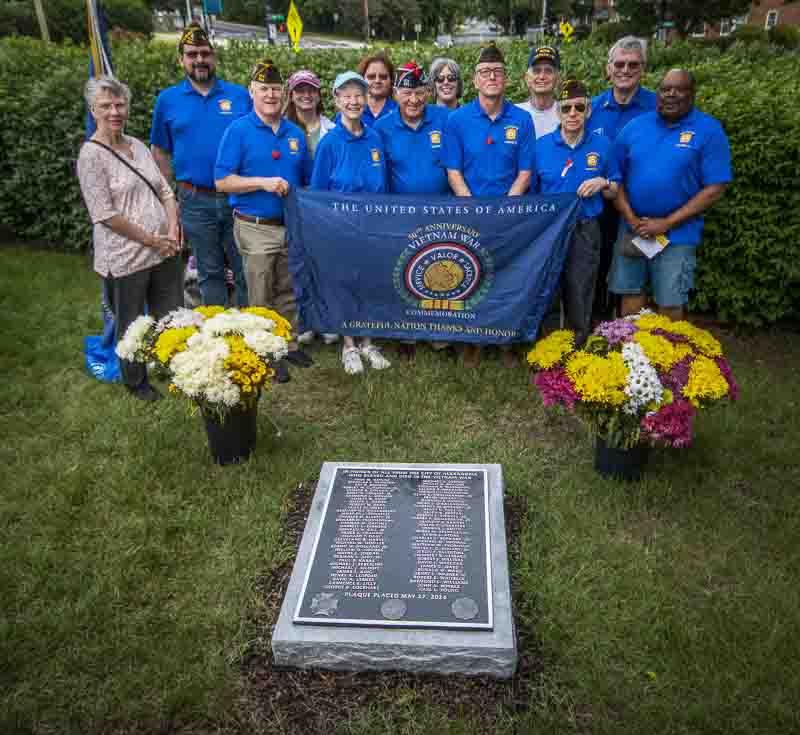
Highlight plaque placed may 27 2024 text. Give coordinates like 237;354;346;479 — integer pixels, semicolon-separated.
294;466;492;629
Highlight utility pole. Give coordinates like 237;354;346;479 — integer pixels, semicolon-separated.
541;0;548;28
363;0;370;43
33;0;50;42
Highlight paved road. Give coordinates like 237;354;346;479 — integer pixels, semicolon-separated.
210;19;364;49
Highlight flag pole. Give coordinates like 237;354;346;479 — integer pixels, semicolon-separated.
33;0;50;42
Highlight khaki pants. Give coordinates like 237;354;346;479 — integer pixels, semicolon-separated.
233;218;297;338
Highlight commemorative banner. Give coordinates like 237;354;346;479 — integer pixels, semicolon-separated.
286;190;581;344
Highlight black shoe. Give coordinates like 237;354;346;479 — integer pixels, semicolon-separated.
273;359;291;384
126;383;162;402
286;349;314;368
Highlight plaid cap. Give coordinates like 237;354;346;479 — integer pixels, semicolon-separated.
251;59;283;85
287;70;321;91
528;45;560;69
558;79;588;101
395;61;427;89
178;23;211;52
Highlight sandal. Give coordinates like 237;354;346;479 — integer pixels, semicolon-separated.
361;344;391;370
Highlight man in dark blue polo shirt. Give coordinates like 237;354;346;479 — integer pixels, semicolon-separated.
610;69;732;321
443;43;535;367
215;60;312;371
375;61;450;361
150;24;251;307
589;36;656;319
535;80;621;345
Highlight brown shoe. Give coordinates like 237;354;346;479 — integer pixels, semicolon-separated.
502;348;520;369
463;344;482;368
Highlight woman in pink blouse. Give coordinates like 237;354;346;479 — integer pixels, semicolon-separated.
77;76;182;401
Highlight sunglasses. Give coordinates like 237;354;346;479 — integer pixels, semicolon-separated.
435;74;458;83
366;73;390;80
560;103;586;114
612;60;642;71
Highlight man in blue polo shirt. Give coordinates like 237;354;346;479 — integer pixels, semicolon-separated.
375;61;450;361
610;69;732;321
150;24;251;307
443;43;535;367
215;59;312;374
535;80;621;345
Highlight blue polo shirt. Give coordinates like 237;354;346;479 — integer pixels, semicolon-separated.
534;129;620;220
589;86;656;141
614;108;733;245
374;105;450;194
309;123;387;193
442;99;535;197
150;78;251;189
214;113;309;219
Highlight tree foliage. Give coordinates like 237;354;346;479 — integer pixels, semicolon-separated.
615;0;751;37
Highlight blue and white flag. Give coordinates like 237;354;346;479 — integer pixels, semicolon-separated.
287;191;580;344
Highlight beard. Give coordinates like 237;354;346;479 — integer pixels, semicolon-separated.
188;65;215;83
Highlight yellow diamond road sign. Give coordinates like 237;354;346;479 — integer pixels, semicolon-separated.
287;1;303;52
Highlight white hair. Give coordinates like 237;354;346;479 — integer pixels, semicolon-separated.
607;36;648;66
84;75;131;109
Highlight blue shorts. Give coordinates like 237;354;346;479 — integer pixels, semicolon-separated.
609;243;697;307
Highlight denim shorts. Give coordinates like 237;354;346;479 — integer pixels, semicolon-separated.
609;243;697;307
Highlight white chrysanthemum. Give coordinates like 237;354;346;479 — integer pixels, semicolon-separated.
169;334;238;405
244;331;288;360
625;308;655;322
115;315;155;361
155;307;205;333
622;342;663;414
202;310;275;337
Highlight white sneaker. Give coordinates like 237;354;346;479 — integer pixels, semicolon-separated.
342;346;364;375
297;331;315;345
322;333;340;345
361;344;391;370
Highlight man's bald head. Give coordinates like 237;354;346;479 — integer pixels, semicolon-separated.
657;69;695;123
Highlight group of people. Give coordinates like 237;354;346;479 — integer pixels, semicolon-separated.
77;24;732;398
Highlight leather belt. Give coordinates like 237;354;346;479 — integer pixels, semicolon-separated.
234;211;283;226
178;181;224;196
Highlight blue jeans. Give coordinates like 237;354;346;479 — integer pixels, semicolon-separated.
179;188;247;307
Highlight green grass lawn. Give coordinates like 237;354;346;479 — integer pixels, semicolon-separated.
2;246;799;734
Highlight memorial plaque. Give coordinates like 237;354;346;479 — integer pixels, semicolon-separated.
293;466;492;629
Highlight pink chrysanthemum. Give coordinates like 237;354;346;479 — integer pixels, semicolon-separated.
533;368;581;409
714;357;740;401
641;400;696;448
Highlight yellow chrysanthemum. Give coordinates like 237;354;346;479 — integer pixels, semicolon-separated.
683;355;729;407
242;306;293;340
224;335;270;390
527;330;575;369
566;351;628;406
193;305;226;319
633;331;686;370
153;327;197;365
667;321;722;357
635;313;675;332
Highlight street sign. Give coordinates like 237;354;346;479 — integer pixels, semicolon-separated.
287;0;303;52
559;20;575;43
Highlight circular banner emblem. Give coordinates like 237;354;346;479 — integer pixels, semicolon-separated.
403;243;481;302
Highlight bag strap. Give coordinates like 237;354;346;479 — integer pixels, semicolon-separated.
87;139;164;204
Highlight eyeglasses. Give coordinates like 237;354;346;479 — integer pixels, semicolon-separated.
560;103;586;114
435;74;458;84
612;60;642;71
477;67;505;79
366;73;390;81
184;50;213;60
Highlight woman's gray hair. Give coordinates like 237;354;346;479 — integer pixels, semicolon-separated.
84;75;131;109
429;57;463;100
607;36;647;66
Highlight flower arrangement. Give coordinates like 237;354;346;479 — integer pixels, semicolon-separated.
116;306;291;416
527;311;738;449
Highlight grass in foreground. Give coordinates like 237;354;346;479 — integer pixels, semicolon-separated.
1;246;799;734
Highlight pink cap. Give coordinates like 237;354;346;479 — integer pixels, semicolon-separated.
287;70;321;91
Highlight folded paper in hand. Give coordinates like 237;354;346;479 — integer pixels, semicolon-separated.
632;234;670;259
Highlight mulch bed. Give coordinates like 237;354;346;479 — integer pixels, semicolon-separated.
238;479;542;734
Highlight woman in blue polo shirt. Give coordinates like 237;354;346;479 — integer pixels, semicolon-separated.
534;79;620;345
310;71;390;376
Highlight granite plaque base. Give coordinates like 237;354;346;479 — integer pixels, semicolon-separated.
271;462;517;679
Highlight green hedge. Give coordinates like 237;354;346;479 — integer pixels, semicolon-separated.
0;36;798;326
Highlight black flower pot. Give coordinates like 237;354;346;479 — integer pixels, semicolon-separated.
594;436;649;482
203;403;258;465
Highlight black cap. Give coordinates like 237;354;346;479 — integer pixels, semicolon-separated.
528;45;560;69
558;79;588;101
251;59;283;84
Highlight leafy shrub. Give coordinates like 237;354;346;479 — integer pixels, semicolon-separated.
0;0;152;43
0;36;798;326
768;24;800;49
590;22;643;46
732;25;768;45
